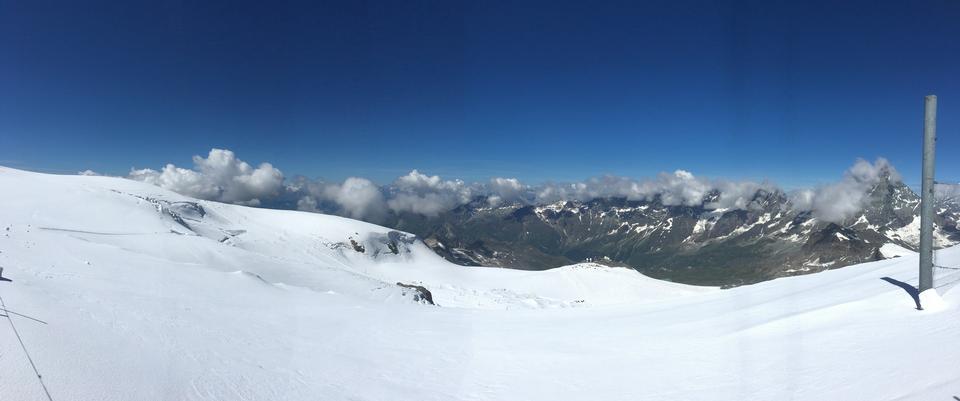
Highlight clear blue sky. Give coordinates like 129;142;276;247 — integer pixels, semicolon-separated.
2;0;959;188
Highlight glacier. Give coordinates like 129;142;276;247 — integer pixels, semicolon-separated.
0;166;959;400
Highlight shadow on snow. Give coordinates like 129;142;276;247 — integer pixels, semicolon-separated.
880;277;922;310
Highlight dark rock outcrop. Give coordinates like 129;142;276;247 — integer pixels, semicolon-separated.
396;282;434;305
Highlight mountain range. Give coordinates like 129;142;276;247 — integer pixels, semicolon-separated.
383;169;960;286
3;163;960;401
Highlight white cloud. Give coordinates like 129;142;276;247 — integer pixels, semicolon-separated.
78;169;100;176
847;157;901;183
789;158;900;222
797;182;866;222
487;177;526;206
536;175;646;203
128;148;283;205
788;189;815;212
533;170;770;211
386;170;474;216
709;180;772;210
129;149;907;224
288;176;387;222
296;194;319;212
642;170;713;206
324;177;387;221
130;164;219;199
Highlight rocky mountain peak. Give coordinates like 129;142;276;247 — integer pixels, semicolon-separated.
385;175;960;286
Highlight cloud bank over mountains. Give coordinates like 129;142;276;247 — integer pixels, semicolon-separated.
533;170;774;212
125;148;905;223
129;149;284;206
788;158;902;222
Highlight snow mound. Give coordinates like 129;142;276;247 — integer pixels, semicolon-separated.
920;289;948;311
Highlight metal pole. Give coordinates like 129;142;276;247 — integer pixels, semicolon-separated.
919;95;937;292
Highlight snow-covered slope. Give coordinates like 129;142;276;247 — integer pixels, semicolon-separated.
0;166;705;309
1;167;959;401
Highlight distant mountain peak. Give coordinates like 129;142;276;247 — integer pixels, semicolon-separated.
387;182;960;286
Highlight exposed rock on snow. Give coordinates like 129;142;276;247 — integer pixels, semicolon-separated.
396;282;434;305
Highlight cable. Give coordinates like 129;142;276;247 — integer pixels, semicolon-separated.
0;292;53;401
0;308;47;324
0;307;48;325
935;272;960;290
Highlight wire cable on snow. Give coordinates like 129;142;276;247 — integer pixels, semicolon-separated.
931;246;960;289
0;307;48;325
936;274;960;289
0;308;47;324
0;292;54;401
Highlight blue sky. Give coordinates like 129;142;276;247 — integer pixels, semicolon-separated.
1;0;959;188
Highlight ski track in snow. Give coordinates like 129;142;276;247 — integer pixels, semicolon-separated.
0;166;959;401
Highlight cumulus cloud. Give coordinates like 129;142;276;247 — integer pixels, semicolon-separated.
848;157;901;183
78;169;100;176
640;170;713;206
487;177;526;206
128;148;284;206
534;170;772;211
536;175;647;203
385;170;474;216
128;148;906;225
130;148;785;218
130;164;219;199
288;169;484;221
709;180;772;210
789;158;900;222
791;184;864;222
286;176;387;222
323;177;387;221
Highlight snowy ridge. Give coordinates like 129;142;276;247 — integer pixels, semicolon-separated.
1;167;959;401
0;167;697;310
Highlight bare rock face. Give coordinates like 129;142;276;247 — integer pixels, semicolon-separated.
349;239;365;253
396;282;434;305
